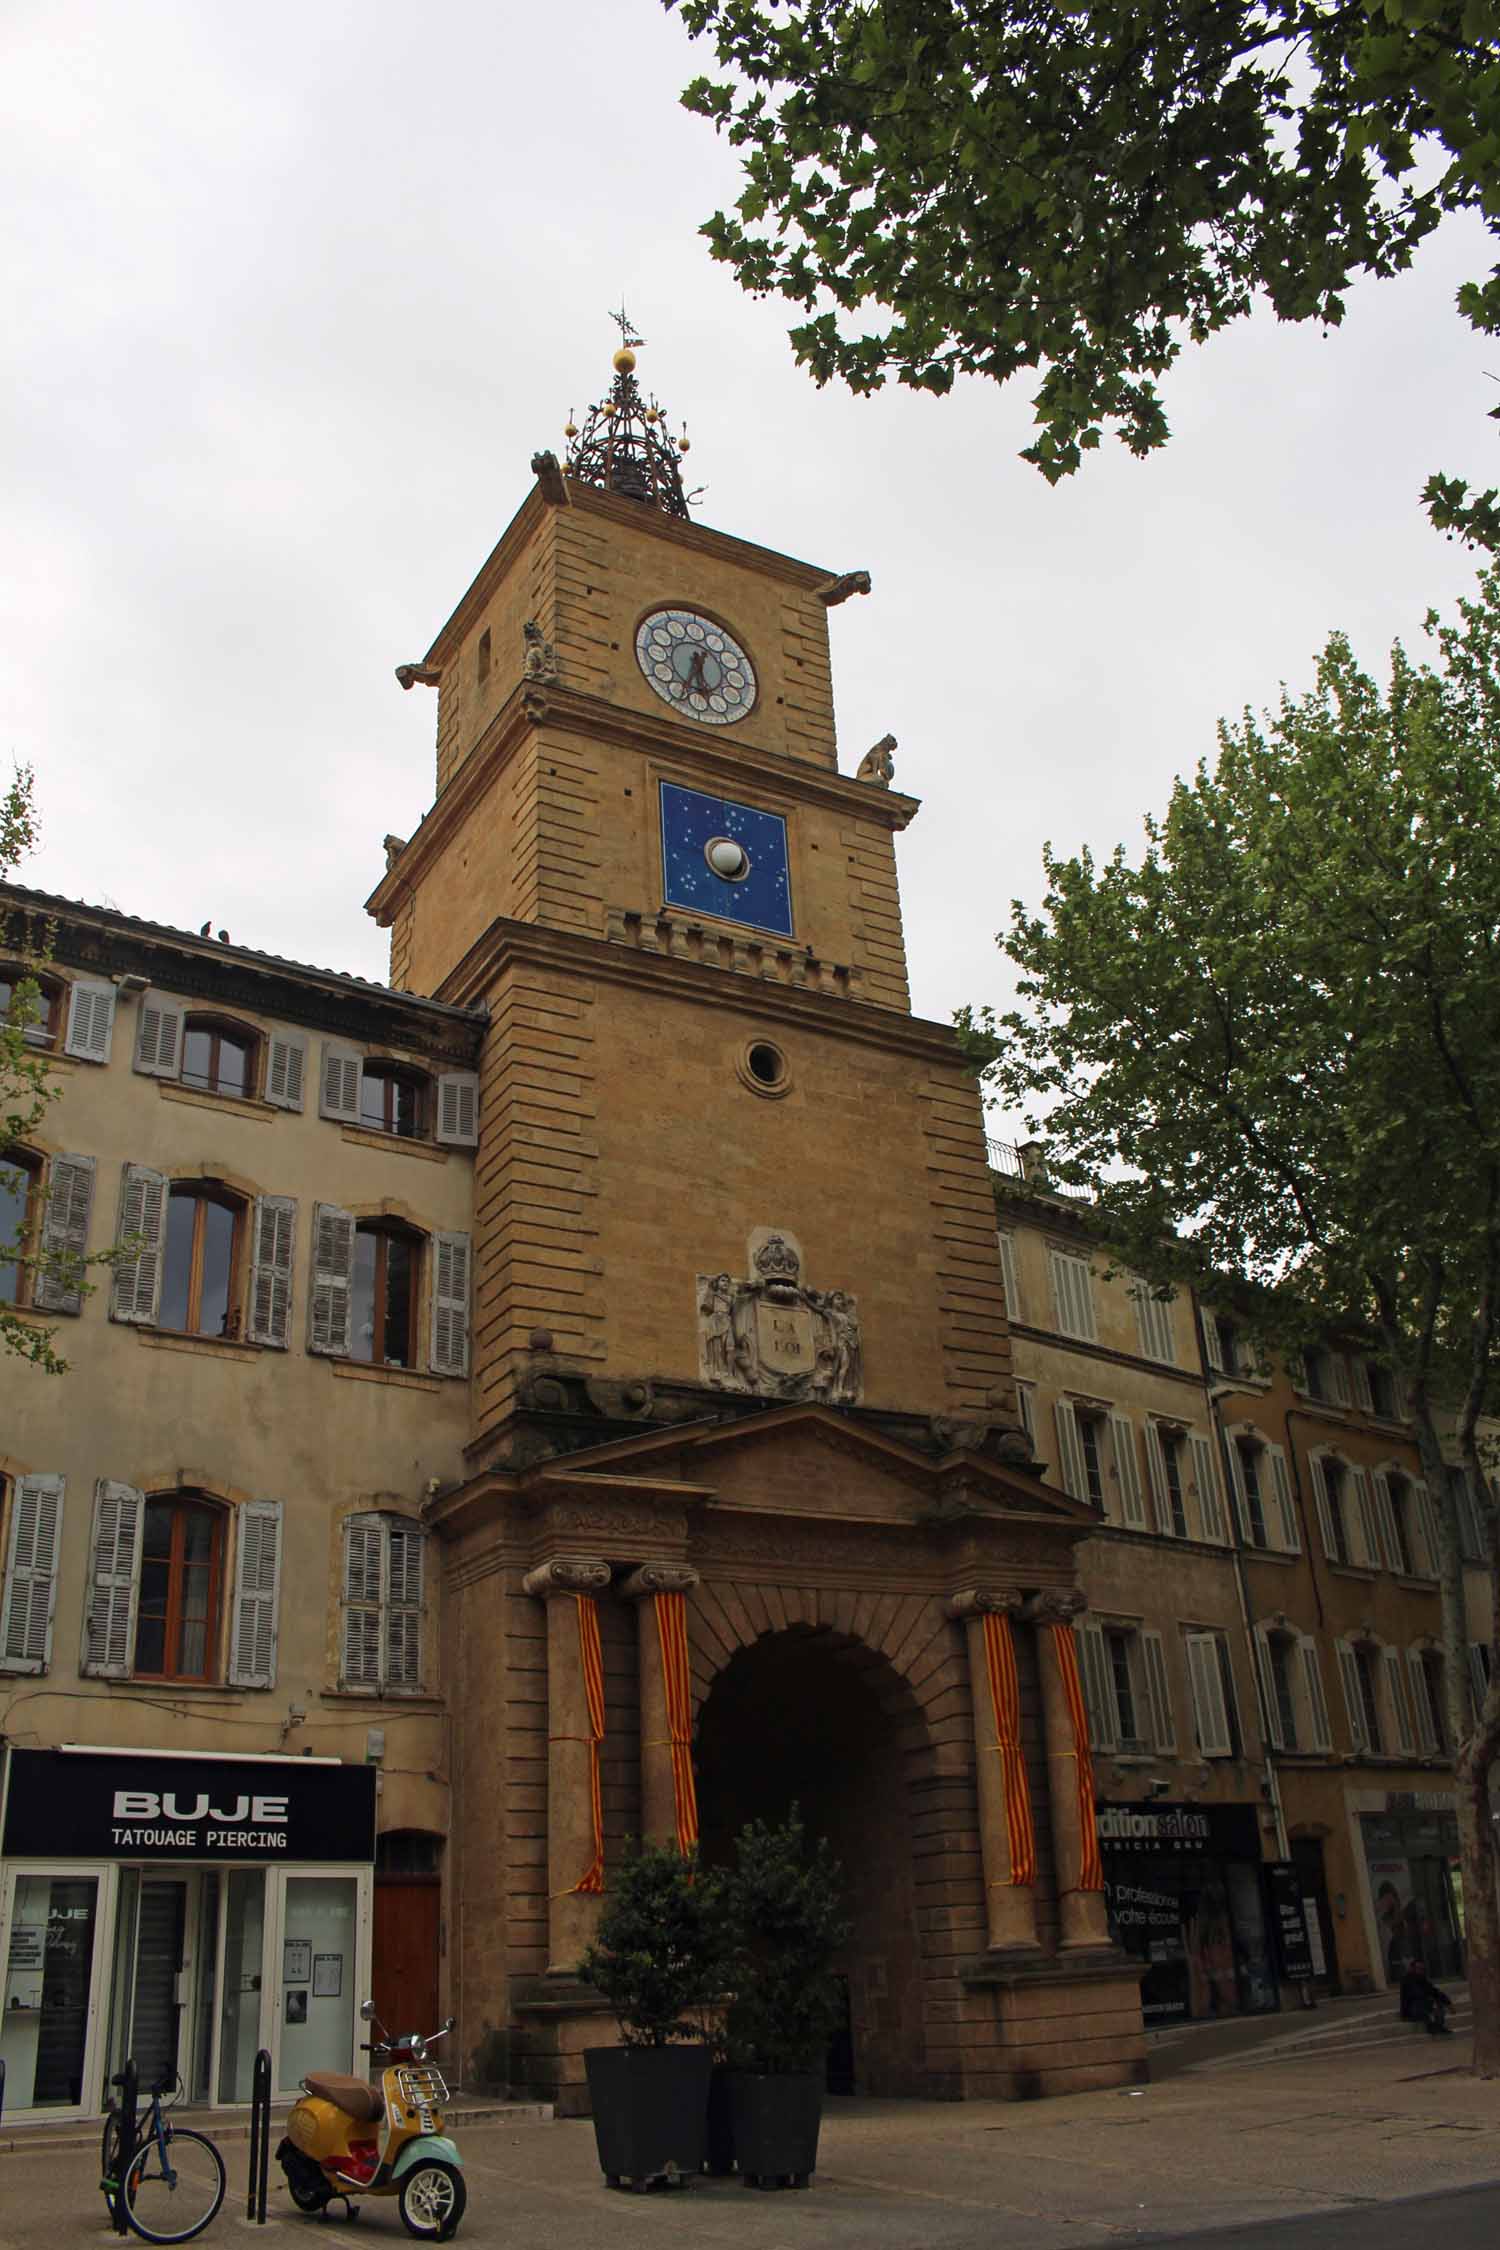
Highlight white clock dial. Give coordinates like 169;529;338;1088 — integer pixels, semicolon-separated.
635;609;756;726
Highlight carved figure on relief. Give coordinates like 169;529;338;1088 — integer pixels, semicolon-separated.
696;1230;862;1404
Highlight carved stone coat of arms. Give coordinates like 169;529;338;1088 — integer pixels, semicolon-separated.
696;1230;862;1404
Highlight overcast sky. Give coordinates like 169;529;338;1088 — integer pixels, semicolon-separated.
5;1;1494;1138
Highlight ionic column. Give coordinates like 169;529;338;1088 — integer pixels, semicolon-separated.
620;1564;701;1851
1028;1590;1111;1950
522;1556;612;1973
947;1589;1039;1954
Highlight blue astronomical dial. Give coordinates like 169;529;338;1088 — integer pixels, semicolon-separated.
659;782;793;938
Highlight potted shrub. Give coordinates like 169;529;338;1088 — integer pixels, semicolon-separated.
721;1808;851;2190
578;1843;727;2189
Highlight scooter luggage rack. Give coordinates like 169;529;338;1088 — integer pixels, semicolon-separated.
395;2062;449;2111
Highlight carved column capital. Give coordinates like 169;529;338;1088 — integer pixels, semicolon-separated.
944;1588;1025;1622
522;1557;612;1599
619;1563;701;1601
1024;1589;1088;1624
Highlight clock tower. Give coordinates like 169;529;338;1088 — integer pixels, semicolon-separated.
367;333;1143;2111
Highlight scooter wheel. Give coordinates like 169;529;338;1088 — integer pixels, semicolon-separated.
287;2178;331;2214
397;2159;466;2239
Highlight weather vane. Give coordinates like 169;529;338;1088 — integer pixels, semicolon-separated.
609;302;645;353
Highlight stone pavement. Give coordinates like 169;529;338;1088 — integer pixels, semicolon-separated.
1;2009;1497;2250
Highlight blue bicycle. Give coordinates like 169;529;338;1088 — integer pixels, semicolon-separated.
101;2072;226;2244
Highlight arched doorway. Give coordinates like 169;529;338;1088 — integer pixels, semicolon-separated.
695;1624;941;2097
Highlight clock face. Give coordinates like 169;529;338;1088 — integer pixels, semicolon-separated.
636;609;756;726
660;782;793;936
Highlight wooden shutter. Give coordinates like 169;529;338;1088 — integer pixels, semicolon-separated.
63;978;115;1062
1142;1628;1175;1751
265;1028;307;1112
319;1043;363;1122
110;1164;168;1324
0;1472;65;1673
133;991;183;1077
1203;1315;1225;1374
1225;1439;1254;1543
1052;1399;1088;1501
1310;1455;1339;1560
1407;1649;1439;1756
81;1479;144;1677
385;1522;425;1691
435;1071;479;1148
1253;1628;1283;1749
248;1195;296;1349
1371;1472;1401;1573
1350;1357;1375;1414
1266;1445;1299;1552
1351;1470;1382;1569
1075;1620;1116;1751
1188;1434;1227;1542
1413;1484;1440;1578
341;1515;385;1688
1143;1421;1170;1532
308;1203;355;1356
1299;1636;1333;1752
1186;1631;1232;1757
1048;1249;1096;1343
1109;1413;1147;1528
1383;1647;1415;1756
1335;1640;1367;1752
996;1230;1021;1322
32;1153;95;1315
1131;1281;1175;1364
429;1231;471;1377
228;1500;283;1689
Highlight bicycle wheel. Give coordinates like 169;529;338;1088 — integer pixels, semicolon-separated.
101;2111;126;2216
122;2125;226;2245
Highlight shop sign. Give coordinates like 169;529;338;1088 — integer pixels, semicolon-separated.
1097;1801;1263;1859
1385;1791;1455;1815
2;1749;376;1863
1264;1861;1316;1981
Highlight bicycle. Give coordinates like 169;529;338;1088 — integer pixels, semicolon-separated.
101;2070;226;2244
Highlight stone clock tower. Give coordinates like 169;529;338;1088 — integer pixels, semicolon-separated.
368;332;1145;2110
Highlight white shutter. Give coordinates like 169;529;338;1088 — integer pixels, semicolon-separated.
32;1153;95;1315
63;978;115;1062
1189;1434;1227;1543
1131;1281;1176;1364
1407;1649;1439;1756
81;1479;144;1678
996;1231;1021;1322
227;1500;283;1689
1014;1383;1036;1444
1371;1472;1402;1573
1142;1628;1175;1751
1329;1353;1352;1407
1310;1456;1339;1560
1053;1399;1088;1501
0;1473;65;1673
133;990;184;1077
435;1070;479;1148
1266;1445;1300;1552
1287;1350;1308;1393
341;1516;385;1688
1413;1484;1440;1578
1109;1413;1147;1528
1254;1628;1283;1750
385;1522;425;1691
1143;1421;1170;1532
1204;1316;1225;1374
1383;1646;1415;1756
429;1231;471;1377
1299;1636;1333;1752
1350;1358;1375;1414
1225;1439;1254;1543
265;1028;307;1112
1352;1470;1382;1570
1337;1640;1368;1752
1076;1620;1116;1751
248;1195;296;1349
319;1042;363;1123
110;1164;168;1324
1048;1250;1096;1343
308;1203;355;1356
1186;1631;1232;1757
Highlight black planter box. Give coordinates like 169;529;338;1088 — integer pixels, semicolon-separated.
726;2070;824;2189
704;2063;736;2176
584;2044;713;2189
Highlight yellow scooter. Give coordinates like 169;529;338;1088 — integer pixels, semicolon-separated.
277;2002;466;2239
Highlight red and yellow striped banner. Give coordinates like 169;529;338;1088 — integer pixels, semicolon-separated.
1050;1622;1104;1892
982;1608;1037;1887
654;1589;699;1855
571;1593;606;1895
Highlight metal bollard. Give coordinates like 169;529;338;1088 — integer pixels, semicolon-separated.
114;2060;139;2236
0;2054;6;2128
247;2048;272;2223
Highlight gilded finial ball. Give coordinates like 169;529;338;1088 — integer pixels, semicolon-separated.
645;407;660;425
563;421;578;439
613;347;637;374
678;435;691;454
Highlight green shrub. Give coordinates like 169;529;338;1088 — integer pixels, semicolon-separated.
579;1843;729;2048
722;1807;851;2075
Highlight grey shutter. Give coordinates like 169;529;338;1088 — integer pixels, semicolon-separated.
1076;1621;1116;1752
341;1516;385;1688
1189;1433;1227;1542
1203;1315;1225;1375
32;1152;95;1315
1310;1456;1339;1560
435;1070;479;1148
1413;1483;1440;1578
1384;1647;1415;1756
319;1042;363;1123
1299;1636;1332;1751
1186;1632;1232;1757
1052;1399;1088;1501
1351;1469;1382;1569
1048;1250;1096;1343
1253;1629;1283;1750
0;1472;65;1673
63;978;115;1063
1109;1412;1147;1528
1407;1649;1439;1756
1330;1353;1352;1407
385;1522;425;1691
1371;1471;1401;1572
1225;1439;1254;1543
110;1164;168;1324
1350;1357;1375;1414
996;1230;1021;1322
248;1195;296;1349
1131;1281;1175;1364
1266;1445;1299;1552
1142;1629;1175;1751
1143;1420;1170;1532
81;1479;144;1677
308;1203;355;1356
1014;1383;1035;1444
133;991;183;1078
228;1500;283;1689
1336;1641;1368;1753
429;1231;471;1377
265;1028;307;1112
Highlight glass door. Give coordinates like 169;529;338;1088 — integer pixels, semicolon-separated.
276;1876;360;2095
0;1867;110;2116
216;1870;269;2104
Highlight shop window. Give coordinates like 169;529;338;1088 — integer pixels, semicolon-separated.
0;1148;42;1307
159;1185;246;1339
359;1062;428;1142
0;967;60;1049
341;1513;425;1693
134;1496;225;1683
180;1017;258;1101
351;1221;419;1368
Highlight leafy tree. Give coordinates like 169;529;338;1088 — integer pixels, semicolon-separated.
959;565;1500;2071
579;1843;730;2045
1;765;73;1372
721;1807;850;2075
669;0;1500;526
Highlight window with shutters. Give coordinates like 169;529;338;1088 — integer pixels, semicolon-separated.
1209;1314;1256;1379
134;1495;225;1683
1236;1443;1270;1548
0;1471;66;1674
1268;1633;1299;1749
1298;1345;1348;1407
1157;1428;1188;1537
159;1185;246;1339
1076;1619;1174;1752
0;1149;42;1307
1185;1629;1240;1757
1047;1248;1096;1342
1364;1360;1400;1420
1417;1649;1448;1754
359;1062;429;1141
1320;1459;1353;1564
1382;1471;1420;1574
340;1513;425;1694
1076;1411;1107;1509
352;1221;419;1368
180;1016;259;1101
0;966;61;1050
1129;1279;1177;1365
1354;1643;1383;1752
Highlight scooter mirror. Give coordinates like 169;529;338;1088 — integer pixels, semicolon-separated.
359;2000;376;2021
444;2017;455;2033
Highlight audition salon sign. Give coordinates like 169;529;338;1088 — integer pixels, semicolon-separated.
2;1749;376;1863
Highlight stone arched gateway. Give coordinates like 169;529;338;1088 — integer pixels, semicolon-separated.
438;1404;1147;2112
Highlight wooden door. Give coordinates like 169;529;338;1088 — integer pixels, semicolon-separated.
372;1877;440;2042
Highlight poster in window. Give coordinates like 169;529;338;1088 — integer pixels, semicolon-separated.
6;1924;44;1972
313;1953;342;1999
285;1988;308;2025
283;1939;313;1985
